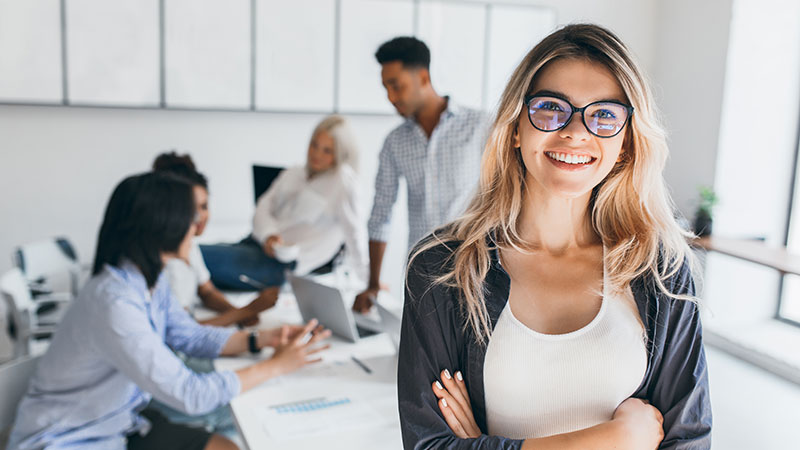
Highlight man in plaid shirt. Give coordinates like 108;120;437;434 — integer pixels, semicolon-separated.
353;36;489;312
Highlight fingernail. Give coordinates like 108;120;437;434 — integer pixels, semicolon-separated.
442;398;448;407
435;381;443;390
444;369;451;380
456;371;463;381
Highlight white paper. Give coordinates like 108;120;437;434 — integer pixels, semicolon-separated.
256;394;385;440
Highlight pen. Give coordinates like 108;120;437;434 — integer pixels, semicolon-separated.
351;356;372;374
239;274;267;289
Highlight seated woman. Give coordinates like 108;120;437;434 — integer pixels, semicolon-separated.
153;152;276;327
399;24;711;449
202;115;369;290
9;172;330;450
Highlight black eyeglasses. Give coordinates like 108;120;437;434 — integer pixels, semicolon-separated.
524;94;634;138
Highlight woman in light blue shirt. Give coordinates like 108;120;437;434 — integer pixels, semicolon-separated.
9;172;330;450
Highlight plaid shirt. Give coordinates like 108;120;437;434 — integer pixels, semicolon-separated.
367;99;490;249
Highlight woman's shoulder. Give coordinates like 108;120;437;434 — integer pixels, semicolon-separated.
404;234;466;316
407;231;464;278
282;165;306;178
90;264;151;311
336;163;357;178
329;164;360;194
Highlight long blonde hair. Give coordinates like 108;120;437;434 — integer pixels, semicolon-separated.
410;24;697;342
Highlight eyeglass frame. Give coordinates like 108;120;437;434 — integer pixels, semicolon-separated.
523;93;635;138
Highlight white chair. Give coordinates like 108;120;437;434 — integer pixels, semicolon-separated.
13;237;83;298
0;269;68;358
0;355;39;449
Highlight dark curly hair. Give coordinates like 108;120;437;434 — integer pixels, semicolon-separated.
375;36;430;70
152;151;208;190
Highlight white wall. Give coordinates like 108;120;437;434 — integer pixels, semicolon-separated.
654;0;734;218
528;0;660;73
0;0;669;302
703;0;800;326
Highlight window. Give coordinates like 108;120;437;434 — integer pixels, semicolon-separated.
778;133;800;326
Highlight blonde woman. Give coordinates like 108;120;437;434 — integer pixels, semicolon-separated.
202;115;368;289
399;24;711;449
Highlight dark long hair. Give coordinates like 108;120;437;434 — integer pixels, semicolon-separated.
92;172;195;288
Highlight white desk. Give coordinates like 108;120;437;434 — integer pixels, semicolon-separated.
213;292;403;450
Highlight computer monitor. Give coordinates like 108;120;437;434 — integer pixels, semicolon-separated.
252;165;285;203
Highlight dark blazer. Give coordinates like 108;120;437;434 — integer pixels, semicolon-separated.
398;238;712;449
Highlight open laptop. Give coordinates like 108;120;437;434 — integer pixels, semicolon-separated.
376;302;402;350
288;274;382;343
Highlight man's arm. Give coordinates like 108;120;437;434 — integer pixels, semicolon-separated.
197;282;278;327
354;136;399;311
197;281;236;313
353;240;387;312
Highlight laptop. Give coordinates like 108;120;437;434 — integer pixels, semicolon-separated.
376;302;402;350
288;274;382;343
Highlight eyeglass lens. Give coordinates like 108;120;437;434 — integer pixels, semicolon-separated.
528;96;629;137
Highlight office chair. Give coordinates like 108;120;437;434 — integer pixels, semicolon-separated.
0;355;40;447
13;237;82;299
0;268;68;358
252;165;285;203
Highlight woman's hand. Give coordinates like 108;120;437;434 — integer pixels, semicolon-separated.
612;398;664;450
236;320;331;392
258;322;324;349
431;369;481;439
263;235;283;258
267;319;331;377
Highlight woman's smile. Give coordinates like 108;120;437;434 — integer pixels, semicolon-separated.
543;150;597;171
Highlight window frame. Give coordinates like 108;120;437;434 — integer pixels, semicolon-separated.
776;94;800;328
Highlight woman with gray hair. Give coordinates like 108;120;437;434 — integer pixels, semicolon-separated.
202;115;368;289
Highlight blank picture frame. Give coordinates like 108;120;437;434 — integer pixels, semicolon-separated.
255;0;336;112
337;0;414;114
65;0;160;107
165;0;251;110
0;0;62;104
417;1;486;110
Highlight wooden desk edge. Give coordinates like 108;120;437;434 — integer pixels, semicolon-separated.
692;235;800;276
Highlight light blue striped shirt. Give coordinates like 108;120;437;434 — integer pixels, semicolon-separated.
367;99;490;249
8;261;240;450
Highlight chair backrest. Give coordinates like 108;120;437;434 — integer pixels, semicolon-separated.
0;355;39;448
0;269;34;313
0;269;36;358
252;165;285;204
13;238;80;296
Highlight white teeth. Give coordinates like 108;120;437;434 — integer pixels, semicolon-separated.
545;152;592;165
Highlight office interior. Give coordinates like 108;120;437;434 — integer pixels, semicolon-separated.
1;0;799;449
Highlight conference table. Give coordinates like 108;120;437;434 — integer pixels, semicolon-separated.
212;288;403;449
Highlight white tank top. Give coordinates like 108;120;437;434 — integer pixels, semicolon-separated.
483;269;647;439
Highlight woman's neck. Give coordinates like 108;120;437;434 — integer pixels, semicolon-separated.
517;182;600;254
307;166;334;179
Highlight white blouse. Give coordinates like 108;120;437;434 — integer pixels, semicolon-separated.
483;269;647;440
251;165;368;283
164;240;211;312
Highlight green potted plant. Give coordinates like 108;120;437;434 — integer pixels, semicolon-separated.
693;185;718;237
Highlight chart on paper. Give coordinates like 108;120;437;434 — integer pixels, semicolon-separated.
257;395;387;440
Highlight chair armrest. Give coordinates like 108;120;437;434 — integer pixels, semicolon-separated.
31;293;72;304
